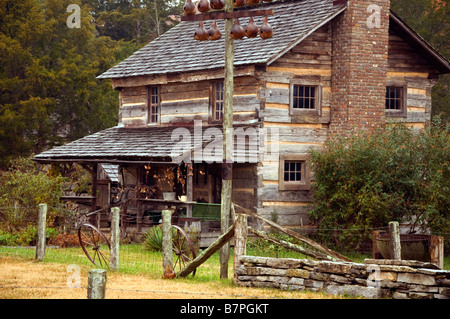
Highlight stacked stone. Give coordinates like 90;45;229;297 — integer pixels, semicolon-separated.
235;256;450;299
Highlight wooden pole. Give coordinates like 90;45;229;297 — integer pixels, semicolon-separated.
161;209;173;270
220;0;235;280
87;269;107;299
389;221;401;260
35;203;47;261
234;213;247;281
430;235;444;269
110;207;120;271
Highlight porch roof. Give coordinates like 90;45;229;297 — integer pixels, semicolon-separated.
33;124;262;165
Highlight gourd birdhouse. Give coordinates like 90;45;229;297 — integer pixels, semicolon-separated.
246;0;260;5
183;0;196;15
208;21;222;41
197;0;210;13
244;17;258;38
259;16;273;39
233;0;245;7
230;18;245;40
194;21;208;41
210;0;225;10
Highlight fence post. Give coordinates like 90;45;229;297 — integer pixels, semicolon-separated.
35;203;47;261
234;213;247;282
389;221;401;260
110;207;120;271
161;209;173;270
87;269;107;299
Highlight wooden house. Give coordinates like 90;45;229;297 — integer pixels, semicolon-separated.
34;0;450;237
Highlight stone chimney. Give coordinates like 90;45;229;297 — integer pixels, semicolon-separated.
330;0;391;135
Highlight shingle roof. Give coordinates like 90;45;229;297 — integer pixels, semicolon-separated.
97;0;347;79
34;125;261;163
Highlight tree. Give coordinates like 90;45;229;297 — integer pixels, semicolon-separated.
0;0;121;168
95;0;183;44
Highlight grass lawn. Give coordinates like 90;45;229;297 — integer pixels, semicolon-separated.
0;244;346;299
1;242;448;299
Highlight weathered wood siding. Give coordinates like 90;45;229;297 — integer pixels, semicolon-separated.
255;25;333;226
118;76;260;127
386;28;439;129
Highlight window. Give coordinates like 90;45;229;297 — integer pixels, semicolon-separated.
210;81;224;123
289;78;322;117
279;155;311;191
385;86;406;116
284;161;303;182
148;86;160;124
293;85;316;110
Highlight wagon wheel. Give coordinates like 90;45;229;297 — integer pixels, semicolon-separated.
171;225;197;276
78;224;111;268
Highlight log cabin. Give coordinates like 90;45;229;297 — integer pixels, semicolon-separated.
34;0;450;241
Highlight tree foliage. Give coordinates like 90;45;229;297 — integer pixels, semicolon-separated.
308;119;450;251
0;157;67;229
0;0;183;169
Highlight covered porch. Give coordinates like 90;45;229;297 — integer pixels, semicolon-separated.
34;125;260;246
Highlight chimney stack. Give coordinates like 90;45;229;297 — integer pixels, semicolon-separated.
330;0;391;135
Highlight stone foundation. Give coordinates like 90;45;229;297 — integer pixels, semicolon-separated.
235;256;450;299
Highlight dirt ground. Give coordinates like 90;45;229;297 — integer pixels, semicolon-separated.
0;256;342;299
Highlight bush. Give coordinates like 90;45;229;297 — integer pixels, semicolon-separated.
143;226;163;251
0;226;58;246
0;157;67;229
308;118;450;252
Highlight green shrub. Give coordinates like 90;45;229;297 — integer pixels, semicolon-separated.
308;118;450;252
0;157;67;229
143;226;164;251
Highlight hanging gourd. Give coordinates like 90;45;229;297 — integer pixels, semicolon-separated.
210;0;225;10
194;21;209;41
183;0;196;15
244;17;258;38
230;18;245;40
259;16;273;39
197;0;210;13
208;21;222;41
246;0;260;5
233;0;245;7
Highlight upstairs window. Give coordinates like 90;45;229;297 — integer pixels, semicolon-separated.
210;81;224;123
148;86;160;124
289;78;322;117
293;85;317;110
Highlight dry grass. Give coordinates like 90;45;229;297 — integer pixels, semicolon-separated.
0;255;343;299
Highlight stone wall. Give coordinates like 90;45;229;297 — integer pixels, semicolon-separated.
235;256;450;299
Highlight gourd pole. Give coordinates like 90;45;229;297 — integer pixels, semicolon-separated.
220;0;235;279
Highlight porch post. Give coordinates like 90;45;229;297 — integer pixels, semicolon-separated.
187;162;193;218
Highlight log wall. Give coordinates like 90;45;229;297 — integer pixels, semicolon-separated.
118;76;261;127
